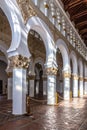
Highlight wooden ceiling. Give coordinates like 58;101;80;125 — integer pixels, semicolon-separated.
61;0;87;46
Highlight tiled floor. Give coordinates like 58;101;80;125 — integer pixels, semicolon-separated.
0;95;87;130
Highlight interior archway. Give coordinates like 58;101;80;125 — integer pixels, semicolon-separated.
56;39;71;100
0;8;12;97
28;29;47;99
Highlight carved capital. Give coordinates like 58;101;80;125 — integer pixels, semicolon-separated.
63;72;71;78
46;67;58;75
72;74;79;80
79;77;84;81
44;3;49;9
42;75;47;80
84;77;87;82
28;75;36;80
9;55;30;69
17;0;37;22
7;72;12;78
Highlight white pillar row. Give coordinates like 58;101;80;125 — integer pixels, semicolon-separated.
79;77;84;97
56;9;61;31
44;0;49;16
9;55;29;115
35;0;38;6
67;24;70;41
70;28;73;44
7;72;13;100
50;1;56;25
29;75;35;97
84;77;87;94
63;72;71;100
42;75;47;96
84;64;87;95
46;67;58;105
62;16;66;37
72;74;78;97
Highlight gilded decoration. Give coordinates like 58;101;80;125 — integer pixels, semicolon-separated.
44;3;49;9
72;74;79;80
79;77;84;81
84;77;87;82
28;75;35;80
63;72;71;78
7;72;12;78
9;55;30;69
17;0;37;22
46;67;58;75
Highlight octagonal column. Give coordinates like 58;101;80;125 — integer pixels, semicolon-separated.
7;71;13;100
9;55;30;115
63;71;71;100
79;77;84;97
44;0;49;16
84;77;87;94
46;67;58;105
72;74;78;97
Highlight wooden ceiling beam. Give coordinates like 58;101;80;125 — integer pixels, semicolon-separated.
65;0;82;11
76;21;87;27
71;10;87;20
80;29;87;35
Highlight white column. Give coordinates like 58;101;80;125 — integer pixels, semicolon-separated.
44;0;49;16
63;72;71;100
50;1;56;25
8;55;29;115
36;80;39;95
7;72;13;100
84;78;87;94
35;0;38;6
8;77;12;99
67;24;70;41
47;75;56;104
79;77;84;97
56;9;61;31
62;16;66;37
46;67;57;105
13;68;27;115
70;28;73;44
72;75;78;97
29;76;35;97
43;76;47;95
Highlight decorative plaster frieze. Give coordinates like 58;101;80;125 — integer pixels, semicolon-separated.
9;55;30;69
7;72;12;78
79;77;84;81
72;74;79;80
46;67;58;75
84;77;87;82
17;0;37;22
63;72;71;78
